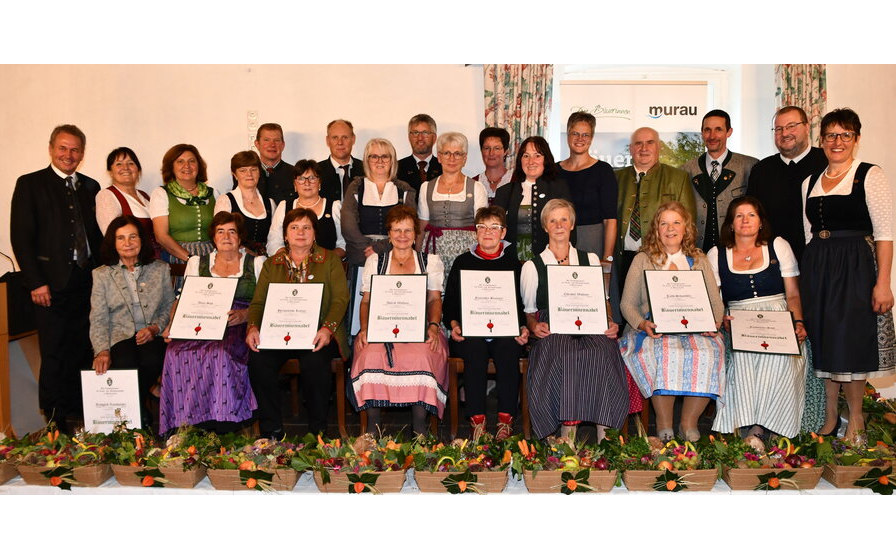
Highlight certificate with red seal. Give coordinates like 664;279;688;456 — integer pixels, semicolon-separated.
257;283;324;350
459;270;520;338
644;270;716;334
546;265;608;335
729;309;800;355
169;276;239;340
367;274;428;343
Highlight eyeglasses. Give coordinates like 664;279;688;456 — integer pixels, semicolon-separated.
439;151;466;159
772;121;807;134
568;131;593;140
475;224;505;231
822;131;858;143
295;175;320;184
409;131;434;137
368;154;392;162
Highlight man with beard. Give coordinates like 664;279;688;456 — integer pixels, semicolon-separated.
397;114;442;194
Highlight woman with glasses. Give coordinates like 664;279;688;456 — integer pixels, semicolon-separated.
216;150;275;256
341;138;417;335
417;132;488;279
800;107;895;442
267;160;345;258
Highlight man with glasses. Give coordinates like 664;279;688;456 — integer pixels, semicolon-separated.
254;123;295;207
397;114;442;194
681;109;758;252
747;106;828;262
318;119;364;202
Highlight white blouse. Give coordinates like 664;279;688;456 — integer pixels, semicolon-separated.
417;177;488;221
360;251;444;293
95;187;151;233
359;178;399;206
706;237;799;287
213;188;274;219
801;160;893;242
266;198;344;256
184;252;265;280
520;245;600;314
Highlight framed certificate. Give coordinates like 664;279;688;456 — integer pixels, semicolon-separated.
459;270;520;337
546;265;609;335
729;309;800;355
257;283;324;349
81;369;141;432
367;274;428;343
644;270;717;334
169;276;239;340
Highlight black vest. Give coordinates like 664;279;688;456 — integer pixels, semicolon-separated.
805;163;874;234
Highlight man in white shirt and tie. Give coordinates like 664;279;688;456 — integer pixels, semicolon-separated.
397;113;443;194
318;118;364;202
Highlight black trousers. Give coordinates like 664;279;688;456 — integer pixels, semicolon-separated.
248;340;337;436
109;336;166;419
450;337;521;417
34;264;93;424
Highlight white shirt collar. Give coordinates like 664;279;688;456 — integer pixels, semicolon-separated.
780;144;812;165
329;156;353;171
705;149;729;167
51;164;73;180
413;154;433;166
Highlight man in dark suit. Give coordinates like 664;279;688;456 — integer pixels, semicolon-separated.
10;124;103;431
397;113;442;194
747;106;827;262
318;119;363;202
254;122;294;207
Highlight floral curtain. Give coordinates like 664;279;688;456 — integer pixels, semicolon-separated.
483;64;553;165
775;64;827;144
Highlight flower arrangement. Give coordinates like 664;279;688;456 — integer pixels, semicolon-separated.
410;435;510;493
618;434;718;492
297;434;412;493
0;433;15;485
10;425;111;489
509;436;618;494
822;438;896;493
712;433;827;491
203;434;305;491
107;424;214;488
862;384;896;446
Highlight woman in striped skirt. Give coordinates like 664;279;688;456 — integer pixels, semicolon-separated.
521;198;628;441
707;197;821;438
619;202;725;443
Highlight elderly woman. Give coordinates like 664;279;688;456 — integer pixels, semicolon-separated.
800;108;895;442
149;144;216;268
247;208;349;439
159;212;265;435
214;150;274;256
267;160;345;258
708;196;821;438
473;127;513;200
418;132;489;277
350;205;447;435
95;148;160;257
521;198;628;441
494;136;573;262
557;112;618;260
619;202;725;442
442;206;529;440
90;216;175;425
341;138;417;335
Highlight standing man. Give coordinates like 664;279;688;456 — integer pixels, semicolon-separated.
10;125;103;431
397;114;442;193
254;123;295;208
747;106;827;262
615;127;696;283
681;109;759;252
318;119;364;202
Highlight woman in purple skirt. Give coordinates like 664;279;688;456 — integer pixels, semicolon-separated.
159;212;265;434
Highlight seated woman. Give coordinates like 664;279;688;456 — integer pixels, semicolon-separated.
619;201;725;442
521;198;628;441
246;208;349;439
349;205;447;436
214;150;274;256
267;160;345;258
442;206;529;440
418;131;488;279
96;147;160;256
159;212;265;435
708;196;819;438
90;216;175;426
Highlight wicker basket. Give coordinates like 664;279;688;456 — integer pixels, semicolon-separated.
17;463;112;487
622;469;717;492
207;468;299;491
523;469;617;493
414;470;508;493
312;470;406;493
0;462;17;485
158;466;207;488
722;466;822;490
822;464;893;489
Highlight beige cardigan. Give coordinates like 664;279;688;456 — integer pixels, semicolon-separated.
620;251;724;332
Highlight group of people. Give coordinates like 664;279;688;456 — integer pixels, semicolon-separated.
10;106;893;445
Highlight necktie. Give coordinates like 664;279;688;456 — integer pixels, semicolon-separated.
417;160;427;184
339;164;350;196
629;172;645;241
66;176;89;268
265;165;275;177
710;160;720;183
